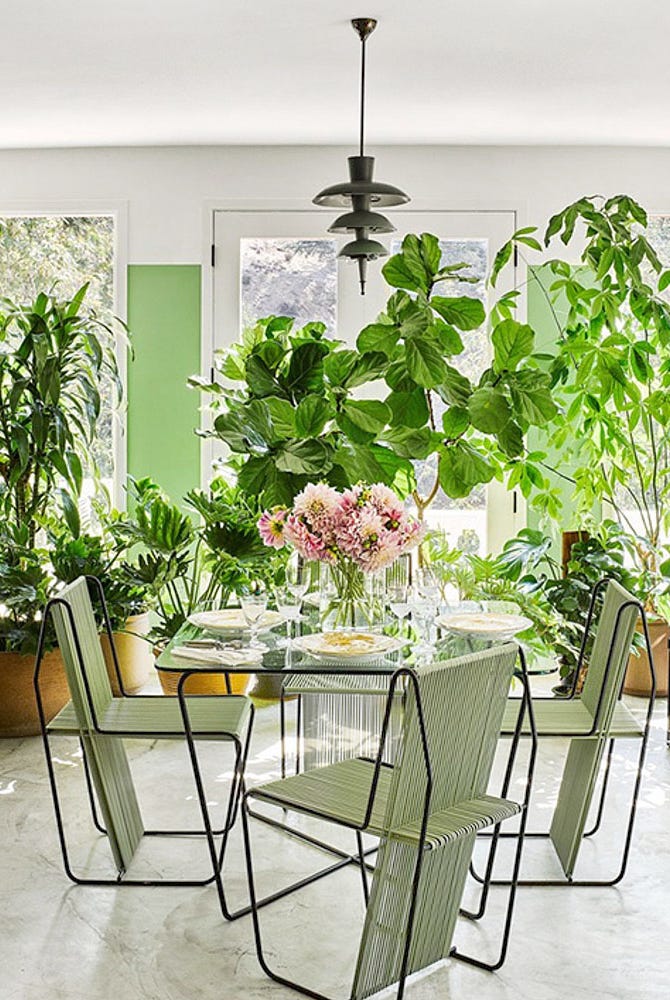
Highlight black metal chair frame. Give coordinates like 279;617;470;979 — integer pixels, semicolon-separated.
239;652;537;1000
469;585;656;893
34;580;254;918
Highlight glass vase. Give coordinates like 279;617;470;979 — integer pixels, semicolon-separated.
319;561;379;631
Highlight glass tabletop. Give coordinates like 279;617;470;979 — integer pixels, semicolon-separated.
155;615;521;677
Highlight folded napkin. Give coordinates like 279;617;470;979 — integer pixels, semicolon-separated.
171;645;263;666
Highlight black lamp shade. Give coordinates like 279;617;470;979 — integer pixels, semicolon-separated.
328;209;396;234
313;156;410;208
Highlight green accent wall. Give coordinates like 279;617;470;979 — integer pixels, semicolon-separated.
127;265;201;504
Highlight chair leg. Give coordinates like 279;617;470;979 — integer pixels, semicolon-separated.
472;730;651;888
42;729;233;888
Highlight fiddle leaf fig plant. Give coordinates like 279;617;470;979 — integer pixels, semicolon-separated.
191;316;413;506
364;233;558;517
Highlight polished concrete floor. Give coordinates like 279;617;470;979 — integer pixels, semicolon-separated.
1;683;668;1000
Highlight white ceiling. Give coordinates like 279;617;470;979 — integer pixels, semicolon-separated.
3;0;670;149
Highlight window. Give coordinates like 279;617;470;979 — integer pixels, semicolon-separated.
240;237;337;335
0;215;117;503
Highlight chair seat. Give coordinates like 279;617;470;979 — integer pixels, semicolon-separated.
501;698;643;738
48;695;252;740
283;672;392;696
249;757;520;849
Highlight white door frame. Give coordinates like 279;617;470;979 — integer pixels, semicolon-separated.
0;200;129;508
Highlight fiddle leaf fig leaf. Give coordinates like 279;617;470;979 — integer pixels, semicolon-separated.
497;419;524;458
338;399;392;442
357;323;400;357
405;334;448;388
509;371;558;425
295;395;332;438
491;319;535;372
386;387;429;428
438;441;495;499
431;295;485;331
275;438;333;476
468;386;512;433
442;406;470;439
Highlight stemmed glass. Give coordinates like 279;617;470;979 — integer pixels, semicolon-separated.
387;583;412;634
274;585;302;647
285;551;309;603
411;565;441;655
239;581;268;650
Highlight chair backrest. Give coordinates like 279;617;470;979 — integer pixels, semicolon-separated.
381;643;518;836
580;579;639;729
50;576;114;730
351;644;519;999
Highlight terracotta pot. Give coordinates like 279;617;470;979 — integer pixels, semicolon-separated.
0;649;70;738
153;647;251;697
623;619;669;698
100;612;153;696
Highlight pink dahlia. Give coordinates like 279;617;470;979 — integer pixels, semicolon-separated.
293;483;341;533
257;506;288;549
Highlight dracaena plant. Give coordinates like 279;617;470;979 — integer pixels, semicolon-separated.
190;316;414;507
0;284;121;543
495;194;670;615
359;233;558;518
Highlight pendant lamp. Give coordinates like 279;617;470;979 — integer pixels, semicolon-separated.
313;17;410;295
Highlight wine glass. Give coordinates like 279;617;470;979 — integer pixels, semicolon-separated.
274;585;302;646
239;582;268;650
285;550;309;601
387;583;411;631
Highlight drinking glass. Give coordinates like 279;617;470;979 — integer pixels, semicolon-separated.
285;550;309;601
387;583;412;628
239;583;268;650
274;585;302;646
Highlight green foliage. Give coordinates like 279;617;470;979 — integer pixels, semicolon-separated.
191;316;412;506
0;285;123;652
370;233;557;511
49;521;149;633
117;476;283;644
0;524;53;653
498;195;670;612
0;286;121;541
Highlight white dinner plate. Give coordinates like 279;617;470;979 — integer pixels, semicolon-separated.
436;612;532;641
187;609;284;633
293;630;403;661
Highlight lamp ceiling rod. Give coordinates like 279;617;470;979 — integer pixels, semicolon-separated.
352;17;377;157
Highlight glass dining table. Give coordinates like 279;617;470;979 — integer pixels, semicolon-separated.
155;613;537;771
155;614;536;922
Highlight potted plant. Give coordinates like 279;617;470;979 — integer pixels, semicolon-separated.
496;195;670;695
118;476;279;696
49;522;152;695
0;286;121;735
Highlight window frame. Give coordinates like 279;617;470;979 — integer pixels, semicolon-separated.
0;200;129;508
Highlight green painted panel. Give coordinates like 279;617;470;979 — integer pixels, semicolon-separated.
127;265;201;504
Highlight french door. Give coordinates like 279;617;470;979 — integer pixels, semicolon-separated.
209;208;521;554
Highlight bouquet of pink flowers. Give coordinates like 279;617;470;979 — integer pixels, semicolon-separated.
258;482;423;572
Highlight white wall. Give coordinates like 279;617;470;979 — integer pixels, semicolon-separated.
1;144;670;263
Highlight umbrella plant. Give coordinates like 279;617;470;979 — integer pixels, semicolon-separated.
497;194;670;615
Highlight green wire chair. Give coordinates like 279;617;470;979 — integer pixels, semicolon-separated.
241;643;536;1000
475;577;656;889
34;576;254;918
